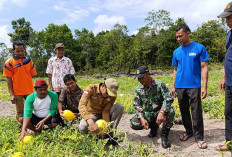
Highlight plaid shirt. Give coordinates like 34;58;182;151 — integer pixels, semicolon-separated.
59;85;83;113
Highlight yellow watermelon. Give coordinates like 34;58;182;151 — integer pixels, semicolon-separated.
23;135;34;143
95;119;109;135
63;110;75;121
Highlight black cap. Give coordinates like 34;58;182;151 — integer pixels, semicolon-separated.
135;66;149;78
218;2;232;18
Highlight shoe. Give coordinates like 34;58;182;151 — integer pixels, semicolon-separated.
161;135;171;149
148;122;158;138
106;137;119;146
148;129;157;138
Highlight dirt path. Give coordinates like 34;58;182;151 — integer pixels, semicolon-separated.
0;99;231;157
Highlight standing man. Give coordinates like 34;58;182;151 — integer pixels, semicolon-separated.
20;79;59;141
78;78;124;144
3;41;37;124
58;74;83;120
130;66;175;149
171;24;209;149
46;43;75;97
216;2;232;151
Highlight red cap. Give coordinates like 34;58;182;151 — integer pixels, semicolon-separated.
34;79;48;88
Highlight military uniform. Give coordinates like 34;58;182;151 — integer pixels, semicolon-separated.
130;78;175;130
78;83;124;133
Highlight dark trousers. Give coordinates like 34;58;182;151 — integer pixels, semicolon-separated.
176;88;204;141
225;85;232;141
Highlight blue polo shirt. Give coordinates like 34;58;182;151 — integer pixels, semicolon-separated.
172;42;210;88
225;30;232;87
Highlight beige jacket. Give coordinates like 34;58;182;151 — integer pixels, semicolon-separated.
78;84;116;122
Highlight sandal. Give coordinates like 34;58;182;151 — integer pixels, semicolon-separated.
215;144;232;151
179;133;193;141
197;141;208;149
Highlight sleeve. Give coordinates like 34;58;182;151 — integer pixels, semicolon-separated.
59;89;67;110
133;89;144;118
3;59;13;77
68;58;75;74
172;51;178;66
46;58;53;74
159;82;174;113
78;85;92;120
102;97;116;122
23;94;35;118
48;91;58;116
30;60;37;76
200;45;210;62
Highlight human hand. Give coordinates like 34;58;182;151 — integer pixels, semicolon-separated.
156;111;165;126
140;117;149;130
89;123;99;133
87;119;99;133
11;95;16;104
59;110;64;119
20;130;31;141
220;78;225;92
201;88;207;99
35;120;45;131
74;113;81;118
171;87;177;98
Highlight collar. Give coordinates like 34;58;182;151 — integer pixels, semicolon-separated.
55;56;65;61
13;56;26;60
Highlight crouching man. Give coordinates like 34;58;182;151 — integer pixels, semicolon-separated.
58;74;83;122
130;66;175;149
78;78;124;144
20;79;59;141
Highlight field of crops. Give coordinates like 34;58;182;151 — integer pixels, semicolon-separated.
0;66;226;156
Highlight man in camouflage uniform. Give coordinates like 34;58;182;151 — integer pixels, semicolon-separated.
130;66;175;149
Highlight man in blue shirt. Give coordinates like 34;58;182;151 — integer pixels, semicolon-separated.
216;1;232;151
171;24;209;149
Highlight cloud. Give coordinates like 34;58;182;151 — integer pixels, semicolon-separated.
0;25;11;48
53;2;89;24
0;0;7;10
11;0;28;7
93;15;126;34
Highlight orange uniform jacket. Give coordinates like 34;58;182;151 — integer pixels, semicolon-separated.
78;84;116;122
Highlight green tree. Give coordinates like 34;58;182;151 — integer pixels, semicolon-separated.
145;10;173;34
74;28;97;71
0;43;11;73
8;18;33;45
191;20;227;62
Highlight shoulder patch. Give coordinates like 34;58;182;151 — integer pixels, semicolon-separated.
84;90;89;94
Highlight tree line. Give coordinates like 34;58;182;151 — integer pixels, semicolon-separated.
0;10;228;76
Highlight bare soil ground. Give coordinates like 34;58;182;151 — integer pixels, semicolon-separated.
0;99;231;157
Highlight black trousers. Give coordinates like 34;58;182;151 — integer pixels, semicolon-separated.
225;85;232;141
176;88;204;141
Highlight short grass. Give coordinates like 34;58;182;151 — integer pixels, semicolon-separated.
0;117;154;157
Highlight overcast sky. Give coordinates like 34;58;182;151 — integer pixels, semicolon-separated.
0;0;230;47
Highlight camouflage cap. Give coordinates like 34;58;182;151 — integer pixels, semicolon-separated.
218;2;232;18
55;43;65;50
135;66;149;78
105;78;119;97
